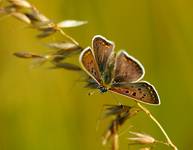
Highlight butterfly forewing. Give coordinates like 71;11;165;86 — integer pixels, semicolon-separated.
79;47;102;84
109;81;160;105
113;51;145;83
92;35;114;74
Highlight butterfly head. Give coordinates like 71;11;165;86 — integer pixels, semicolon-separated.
98;85;108;93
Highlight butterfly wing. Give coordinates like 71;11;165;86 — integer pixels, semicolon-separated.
92;35;114;74
109;81;160;105
79;47;101;84
113;50;145;83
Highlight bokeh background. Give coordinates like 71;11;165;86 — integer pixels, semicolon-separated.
0;0;192;149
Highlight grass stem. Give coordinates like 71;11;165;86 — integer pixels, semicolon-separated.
137;103;178;150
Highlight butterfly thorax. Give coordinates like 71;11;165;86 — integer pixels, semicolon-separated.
98;74;112;93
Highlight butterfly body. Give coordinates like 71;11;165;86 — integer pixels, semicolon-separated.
98;85;108;93
80;35;160;105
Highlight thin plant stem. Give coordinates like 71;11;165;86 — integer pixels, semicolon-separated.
155;140;170;146
111;121;119;150
58;28;80;46
137;102;178;150
112;133;119;150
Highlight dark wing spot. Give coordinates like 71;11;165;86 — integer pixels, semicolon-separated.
125;90;129;94
132;92;136;96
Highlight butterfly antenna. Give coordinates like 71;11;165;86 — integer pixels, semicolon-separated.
88;91;95;96
88;88;101;96
88;90;96;96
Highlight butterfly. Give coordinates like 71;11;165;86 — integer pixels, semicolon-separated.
79;35;160;105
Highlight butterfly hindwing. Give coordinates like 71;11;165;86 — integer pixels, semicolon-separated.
92;35;114;74
109;81;160;105
79;47;101;84
113;50;145;83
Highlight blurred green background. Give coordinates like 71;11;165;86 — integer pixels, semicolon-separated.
0;0;192;149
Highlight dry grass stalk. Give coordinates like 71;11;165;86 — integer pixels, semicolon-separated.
102;105;141;150
137;103;178;150
0;0;85;70
1;1;178;150
0;0;87;44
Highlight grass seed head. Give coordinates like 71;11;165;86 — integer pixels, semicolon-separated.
8;0;32;8
128;131;155;145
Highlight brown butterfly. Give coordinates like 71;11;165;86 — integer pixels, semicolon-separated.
79;35;160;105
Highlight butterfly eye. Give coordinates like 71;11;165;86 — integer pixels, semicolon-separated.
98;86;108;93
